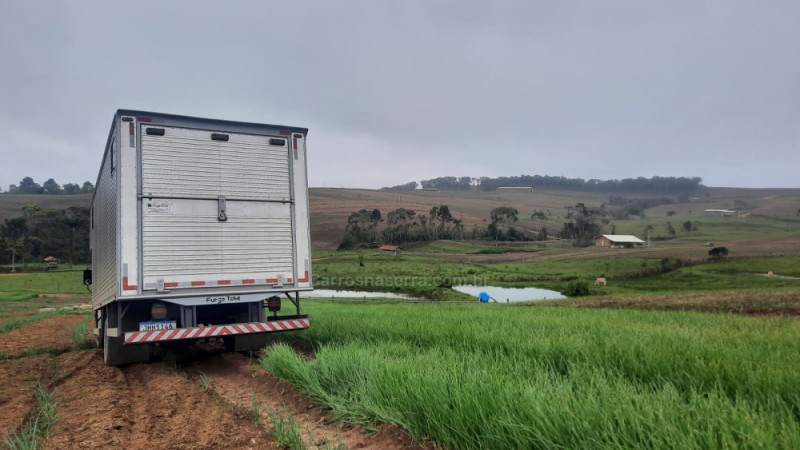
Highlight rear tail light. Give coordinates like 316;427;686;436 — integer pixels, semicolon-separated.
267;296;281;312
151;303;167;320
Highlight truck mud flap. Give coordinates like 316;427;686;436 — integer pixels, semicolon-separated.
123;318;309;345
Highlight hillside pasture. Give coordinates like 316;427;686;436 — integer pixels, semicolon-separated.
0;193;92;222
3;187;799;250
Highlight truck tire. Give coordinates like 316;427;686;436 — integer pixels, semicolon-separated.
103;312;150;366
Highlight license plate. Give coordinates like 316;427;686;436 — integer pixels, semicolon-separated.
139;321;177;332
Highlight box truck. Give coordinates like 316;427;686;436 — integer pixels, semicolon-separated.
86;110;311;365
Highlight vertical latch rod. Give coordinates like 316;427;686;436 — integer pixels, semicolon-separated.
218;196;227;221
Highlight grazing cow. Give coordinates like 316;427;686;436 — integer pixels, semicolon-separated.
767;271;774;278
595;277;607;286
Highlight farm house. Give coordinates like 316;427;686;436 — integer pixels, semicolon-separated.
379;244;402;255
594;234;645;248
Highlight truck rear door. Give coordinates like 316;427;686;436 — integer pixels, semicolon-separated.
139;125;295;291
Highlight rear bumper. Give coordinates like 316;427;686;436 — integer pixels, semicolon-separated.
124;318;309;344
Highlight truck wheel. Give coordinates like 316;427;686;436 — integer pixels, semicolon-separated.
103;313;150;366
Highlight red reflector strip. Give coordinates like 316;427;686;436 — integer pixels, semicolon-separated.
279;130;291;135
155;275;290;288
124;319;310;344
298;271;310;283
122;276;137;291
292;136;298;150
129;122;134;135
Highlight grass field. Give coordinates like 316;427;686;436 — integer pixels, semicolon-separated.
264;301;800;449
0;270;89;295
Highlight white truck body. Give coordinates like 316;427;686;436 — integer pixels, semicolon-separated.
90;110;312;364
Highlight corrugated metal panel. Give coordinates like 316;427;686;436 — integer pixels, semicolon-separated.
142;211;293;278
141;126;290;200
92;136;118;307
140;125;295;286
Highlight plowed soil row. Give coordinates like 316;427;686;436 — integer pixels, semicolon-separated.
0;315;426;449
0;355;57;437
0;315;88;439
0;314;85;357
185;351;426;450
45;351;271;450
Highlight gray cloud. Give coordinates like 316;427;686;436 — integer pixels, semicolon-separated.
1;0;798;191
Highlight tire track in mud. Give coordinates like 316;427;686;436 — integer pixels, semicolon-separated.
44;350;274;450
186;351;428;450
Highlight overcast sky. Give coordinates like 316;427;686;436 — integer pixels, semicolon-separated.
1;1;799;190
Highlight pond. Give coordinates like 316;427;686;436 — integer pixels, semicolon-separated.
452;285;565;303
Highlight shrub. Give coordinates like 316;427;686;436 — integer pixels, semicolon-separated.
564;280;591;297
708;247;729;259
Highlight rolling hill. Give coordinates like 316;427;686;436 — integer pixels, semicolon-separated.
2;187;798;250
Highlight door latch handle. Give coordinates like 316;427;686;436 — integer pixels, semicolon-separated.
218;195;227;221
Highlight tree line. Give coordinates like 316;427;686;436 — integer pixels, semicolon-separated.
4;177;94;195
0;204;90;267
339;205;549;248
339;199;704;248
382;175;703;194
339;205;466;248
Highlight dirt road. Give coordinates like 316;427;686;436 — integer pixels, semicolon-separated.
0;315;425;450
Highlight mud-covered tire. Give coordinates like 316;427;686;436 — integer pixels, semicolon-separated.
103;313;150;366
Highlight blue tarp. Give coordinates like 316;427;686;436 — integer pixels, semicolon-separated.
478;292;490;302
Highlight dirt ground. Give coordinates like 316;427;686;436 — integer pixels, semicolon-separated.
0;355;57;437
0;315;427;450
184;351;426;450
0;314;85;357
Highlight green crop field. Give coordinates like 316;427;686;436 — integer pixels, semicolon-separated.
263;301;800;449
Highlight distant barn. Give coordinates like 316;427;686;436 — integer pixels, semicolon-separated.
703;209;738;217
378;244;402;255
43;256;59;268
594;235;645;248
